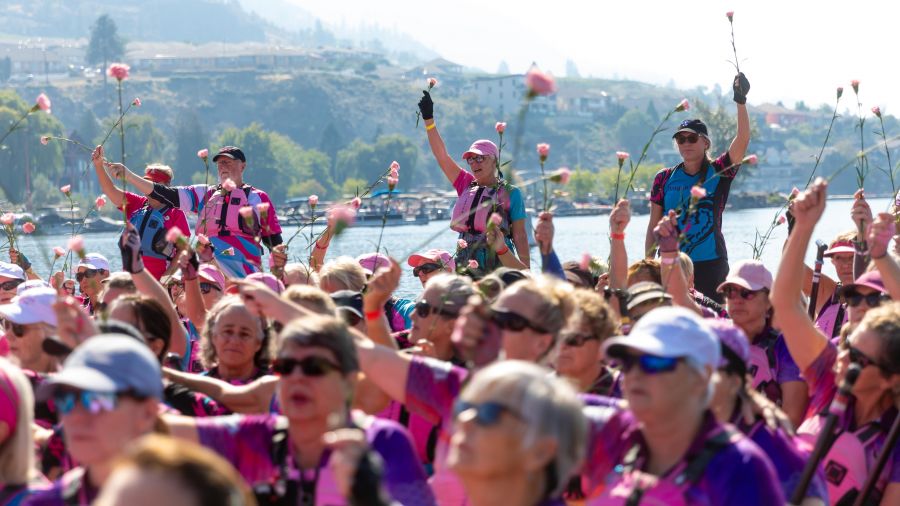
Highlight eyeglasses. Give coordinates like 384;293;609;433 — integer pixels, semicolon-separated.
272;356;341;378
613;353;681;375
53;390;120;416
843;290;890;308
466;155;488;165
561;333;597;347
0;279;23;291
675;133;700;145
3;320;26;337
414;300;458;319
200;282;221;295
722;286;766;301
489;308;549;333
413;263;442;277
453;400;520;426
75;269;103;282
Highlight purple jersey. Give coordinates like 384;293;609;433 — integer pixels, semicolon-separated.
581;403;784;505
747;327;804;407
22;467;97;506
195;413;435;505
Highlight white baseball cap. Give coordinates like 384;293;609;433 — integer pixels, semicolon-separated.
77;253;110;272
603;306;720;370
0;286;57;326
0;261;25;281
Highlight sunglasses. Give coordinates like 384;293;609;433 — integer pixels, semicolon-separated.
53;390;120;416
413;263;442;277
466;155;488;164
722;286;766;301
843;290;890;308
272;356;341;378
675;133;700;145
3;320;26;337
841;343;882;372
613;353;681;375
75;269;103;282
200;282;221;295
0;279;23;291
561;333;597;347
414;300;458;319
453;400;520;427
489;308;549;333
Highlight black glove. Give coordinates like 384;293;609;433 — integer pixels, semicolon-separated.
120;226;145;274
732;72;750;104
418;91;434;121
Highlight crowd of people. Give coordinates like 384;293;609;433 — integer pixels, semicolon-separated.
0;71;898;506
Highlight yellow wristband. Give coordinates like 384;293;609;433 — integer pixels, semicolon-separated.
425;123;436;131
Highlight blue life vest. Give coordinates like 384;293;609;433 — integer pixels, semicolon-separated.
130;205;175;261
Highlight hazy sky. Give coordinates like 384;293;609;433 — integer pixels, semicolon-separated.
291;0;899;112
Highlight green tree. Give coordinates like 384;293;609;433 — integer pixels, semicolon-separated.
334;135;418;189
76;110;101;147
340;178;368;198
596;163;663;200
614;108;655;158
568;169;600;200
85;14;126;86
97;114;166;175
172;111;207;184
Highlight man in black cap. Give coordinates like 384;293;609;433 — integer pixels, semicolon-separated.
645;73;751;303
108;146;283;278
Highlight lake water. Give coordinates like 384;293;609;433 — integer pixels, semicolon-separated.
14;198;892;299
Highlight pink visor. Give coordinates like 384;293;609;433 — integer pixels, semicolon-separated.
824;240;855;257
462;140;499;160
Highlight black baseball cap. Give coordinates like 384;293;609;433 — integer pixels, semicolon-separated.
212;146;246;162
330;290;364;319
673;119;709;138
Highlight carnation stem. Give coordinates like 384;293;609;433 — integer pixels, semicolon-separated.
622;108;678;199
374;190;392;256
0;108;36;147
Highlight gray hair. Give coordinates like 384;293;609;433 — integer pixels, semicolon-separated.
318;257;366;293
423;274;477;314
461;360;587;498
200;295;270;371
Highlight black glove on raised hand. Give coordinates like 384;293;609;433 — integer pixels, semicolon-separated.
120;226;145;274
418;91;434;121
733;72;750;104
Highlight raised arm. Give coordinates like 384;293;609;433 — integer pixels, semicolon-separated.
309;226;333;272
868;212;900;300
609;199;631;290
770;179;829;372
176;249;209;333
361;259;402;350
656;211;703;315
534;212;565;279
91;145;126;208
419;92;463;185
728;73;751;163
106;161;154;196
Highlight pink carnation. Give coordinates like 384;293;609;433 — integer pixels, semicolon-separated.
580;253;592;272
132;97;141;107
197;148;209;159
165;227;184;244
390;160;400;172
107;63;130;81
387;176;399;188
350;197;362;210
60;184;71;195
67;235;84;253
676;99;690;112
777;215;787;225
0;213;14;226
196;233;210;245
489;213;502;227
495;122;507;134
743;154;759;165
427;77;438;89
389;167;399;179
851;80;860;94
256;202;270;216
726;11;734;21
536;143;550;161
35;93;52;112
327;204;357;230
95;196;107;210
467;259;479;270
690;186;707;199
872;106;882;118
790;187;800;198
238;206;254;219
221;178;236;192
457;239;468;250
616;151;630;161
21;222;35;234
40;135;50;145
53;246;66;258
551;167;572;184
308;195;319;207
525;67;557;97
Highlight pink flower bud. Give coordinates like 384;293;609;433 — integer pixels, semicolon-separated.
851;80;860;94
196;233;210;245
390;161;400;172
743;154;759;165
616;151;630;161
60;184;71;195
387;176;399;189
790;187;800;197
551;167;571;184
389;167;399;179
726;11;734;21
256;202;270;219
427;77;438;89
327;204;357;233
676;99;690;112
525;67;557;97
67;235;84;253
777;215;787;225
95;196;107;209
238;206;254;219
0;213;14;225
580;253;592;272
35;93;51;112
308;195;319;207
165;227;184;244
690;186;707;199
197;148;209;159
351;197;362;209
40;136;50;145
221;179;236;192
836;87;843;99
21;222;35;234
132;97;141;107
489;213;502;227
467;259;479;270
457;239;468;250
495;122;507;134
107;63;130;81
53;246;66;258
872;106;882;118
536;143;550;161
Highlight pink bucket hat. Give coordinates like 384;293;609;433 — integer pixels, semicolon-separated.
462;140;499;160
407;249;455;272
198;264;226;291
716;260;773;293
356;253;391;276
